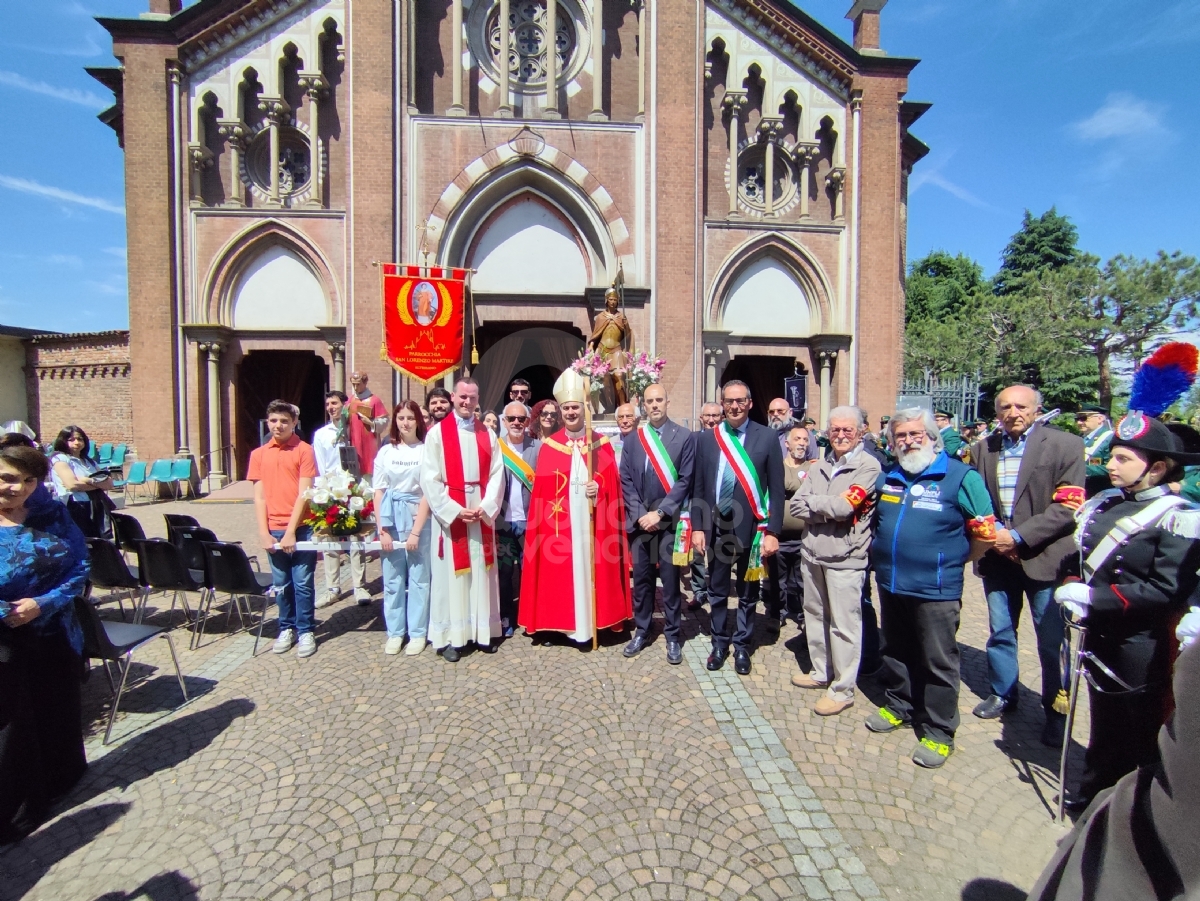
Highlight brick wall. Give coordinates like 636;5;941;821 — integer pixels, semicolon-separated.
25;331;134;451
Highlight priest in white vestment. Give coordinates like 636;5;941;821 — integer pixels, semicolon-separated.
420;377;505;661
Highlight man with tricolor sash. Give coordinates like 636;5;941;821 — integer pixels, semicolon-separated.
618;384;695;665
420;377;505;662
497;401;536;637
690;380;785;676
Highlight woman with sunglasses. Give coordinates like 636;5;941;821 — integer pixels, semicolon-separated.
528;400;560;446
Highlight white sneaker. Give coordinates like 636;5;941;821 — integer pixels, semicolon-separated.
296;633;317;658
272;629;296;654
405;638;426;656
384;636;404;655
315;593;338;609
354;588;372;606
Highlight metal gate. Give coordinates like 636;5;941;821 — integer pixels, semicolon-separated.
898;370;982;424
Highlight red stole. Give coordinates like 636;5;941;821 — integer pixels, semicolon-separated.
440;417;495;574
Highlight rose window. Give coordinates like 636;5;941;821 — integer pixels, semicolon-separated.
245;126;312;200
735;142;799;215
475;0;583;91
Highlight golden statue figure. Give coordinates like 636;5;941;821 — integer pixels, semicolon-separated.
588;286;633;408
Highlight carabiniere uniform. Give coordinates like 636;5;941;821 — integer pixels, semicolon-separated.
1066;412;1200;805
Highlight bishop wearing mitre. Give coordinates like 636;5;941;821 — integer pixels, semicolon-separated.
519;368;632;644
420;376;505;662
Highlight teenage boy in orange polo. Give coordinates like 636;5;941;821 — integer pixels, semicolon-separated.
249;400;320;658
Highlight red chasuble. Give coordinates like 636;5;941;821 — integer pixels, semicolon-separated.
518;429;632;634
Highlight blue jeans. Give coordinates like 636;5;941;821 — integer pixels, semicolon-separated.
381;523;431;640
268;527;317;636
982;569;1065;711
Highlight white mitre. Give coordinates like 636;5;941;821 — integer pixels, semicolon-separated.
553;368;588;405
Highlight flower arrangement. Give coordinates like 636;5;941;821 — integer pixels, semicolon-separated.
624;350;667;399
303;469;375;537
571;349;612;389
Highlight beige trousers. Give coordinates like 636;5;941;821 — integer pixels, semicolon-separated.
802;562;866;702
323;549;365;596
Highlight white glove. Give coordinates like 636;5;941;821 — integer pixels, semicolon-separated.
1054;582;1092;620
1177;606;1200;651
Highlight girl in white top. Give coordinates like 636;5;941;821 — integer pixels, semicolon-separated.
373;401;432;655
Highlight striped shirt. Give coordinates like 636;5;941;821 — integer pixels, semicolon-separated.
997;431;1028;520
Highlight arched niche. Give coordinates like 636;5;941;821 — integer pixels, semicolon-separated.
719;257;810;338
231;245;329;329
469;197;589;294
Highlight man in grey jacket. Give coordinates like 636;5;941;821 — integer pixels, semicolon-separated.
790;406;881;716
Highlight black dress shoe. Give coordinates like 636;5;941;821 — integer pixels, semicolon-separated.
706;647;727;671
1041;712;1066;747
623;629;649;658
734;648;751;675
479;641;499;654
1062;791;1092;814
972;694;1014;719
765;616;781;634
442;645;461;663
666;640;683;665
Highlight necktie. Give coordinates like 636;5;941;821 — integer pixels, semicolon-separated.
718;430;737;516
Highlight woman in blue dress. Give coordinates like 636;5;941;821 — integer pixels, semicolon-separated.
0;434;90;844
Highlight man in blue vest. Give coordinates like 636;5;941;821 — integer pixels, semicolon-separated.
866;408;997;768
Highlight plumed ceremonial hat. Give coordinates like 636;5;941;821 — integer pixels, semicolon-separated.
1114;342;1200;464
553;367;588;405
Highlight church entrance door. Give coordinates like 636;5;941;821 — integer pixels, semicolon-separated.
472;322;586;412
235;350;329;478
721;356;798;426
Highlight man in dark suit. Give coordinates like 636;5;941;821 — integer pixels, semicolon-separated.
620;384;695;665
690;380;785;676
971;384;1086;746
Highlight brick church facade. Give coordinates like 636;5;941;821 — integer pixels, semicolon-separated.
94;0;926;483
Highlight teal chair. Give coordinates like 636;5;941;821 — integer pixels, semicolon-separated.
170;458;194;499
113;461;147;504
96;443;114;466
146;459;175;501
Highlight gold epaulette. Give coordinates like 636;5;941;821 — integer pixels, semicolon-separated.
543;433;610;455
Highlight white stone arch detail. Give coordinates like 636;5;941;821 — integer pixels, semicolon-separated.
707;232;834;336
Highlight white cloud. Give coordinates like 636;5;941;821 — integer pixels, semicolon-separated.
908;152;998;212
44;254;83;267
1071;92;1168;142
102;247;127;259
0;70;107;108
0;174;124;215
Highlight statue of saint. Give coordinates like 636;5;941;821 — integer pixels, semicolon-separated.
588;286;633;408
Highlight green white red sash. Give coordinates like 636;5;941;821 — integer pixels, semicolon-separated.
500;439;534;492
714;422;769;581
638;423;692;564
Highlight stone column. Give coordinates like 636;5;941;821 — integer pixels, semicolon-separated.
704;347;724;403
544;0;560;118
757;117;783;217
329;342;346;392
258;96;291;206
217;120;248;207
818;351;834;427
187;143;213;204
449;0;466;114
497;0;513;117
794;142;819;219
588;0;605;120
826;167;846;220
723;91;747;218
636;0;646;121
199;342;226;485
298;72;328;208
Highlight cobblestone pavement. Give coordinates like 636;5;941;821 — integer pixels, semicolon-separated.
0;497;1088;901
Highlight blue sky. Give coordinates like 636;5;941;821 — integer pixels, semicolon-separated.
1;0;1198;330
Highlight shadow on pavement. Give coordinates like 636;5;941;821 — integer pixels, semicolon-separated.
65;698;255;814
961;876;1028;901
0;802;131;900
93;870;201;901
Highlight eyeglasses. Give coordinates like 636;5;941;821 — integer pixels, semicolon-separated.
505;416;528;423
540;412;558;420
828;427;858;436
722;397;750;407
510;389;530;396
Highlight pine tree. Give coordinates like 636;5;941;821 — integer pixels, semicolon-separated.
992;207;1079;295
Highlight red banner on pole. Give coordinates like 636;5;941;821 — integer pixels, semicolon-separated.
380;264;467;384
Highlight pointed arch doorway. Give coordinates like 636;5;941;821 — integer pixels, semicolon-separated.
472;324;586;412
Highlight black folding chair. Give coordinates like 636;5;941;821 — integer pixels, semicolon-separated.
73;596;188;745
198;541;278;654
164;513;201;545
109;511;147;560
135;538;206;626
85;538;146;620
175;526;220;572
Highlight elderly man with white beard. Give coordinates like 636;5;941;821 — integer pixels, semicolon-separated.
865;409;998;768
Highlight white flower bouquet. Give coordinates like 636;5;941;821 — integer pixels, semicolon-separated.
303;470;375;537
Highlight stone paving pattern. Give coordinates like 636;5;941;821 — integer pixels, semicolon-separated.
0;498;1088;901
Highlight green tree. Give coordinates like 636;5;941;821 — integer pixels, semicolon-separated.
905;251;986;324
993;207;1079;295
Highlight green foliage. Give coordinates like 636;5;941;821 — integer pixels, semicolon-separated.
993;207;1079;295
1049;414;1082;436
905;251;986;324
